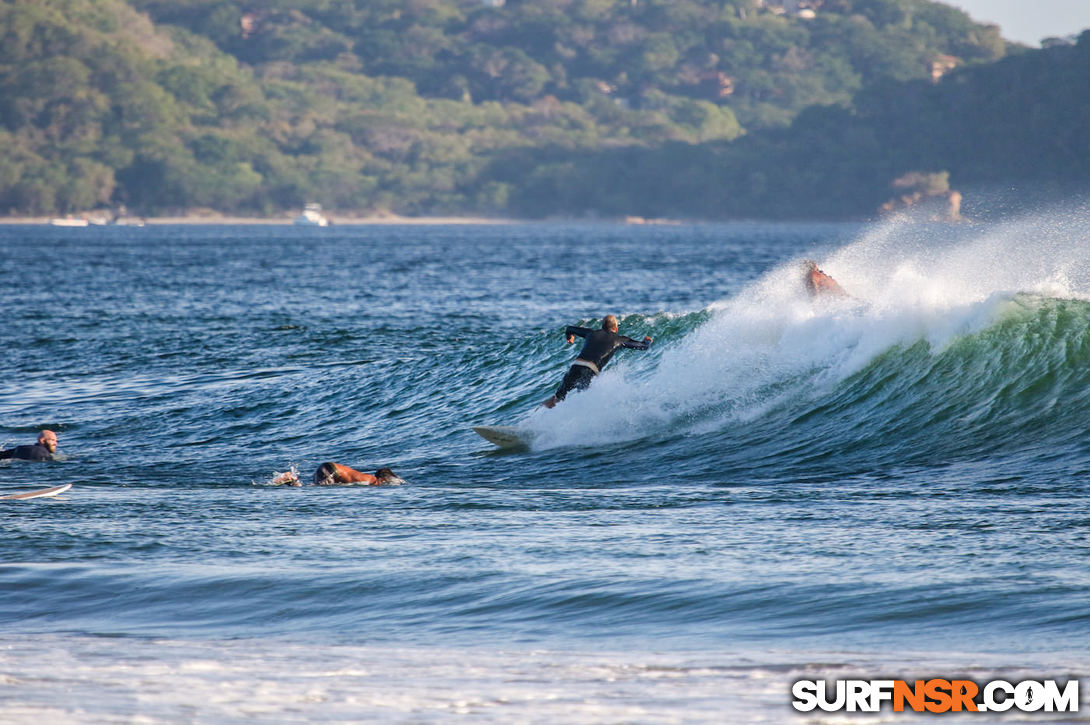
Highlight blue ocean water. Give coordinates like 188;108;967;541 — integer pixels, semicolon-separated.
2;219;1089;721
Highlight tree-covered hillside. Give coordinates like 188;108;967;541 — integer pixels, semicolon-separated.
130;0;1008;128
1;0;1078;219
498;29;1090;219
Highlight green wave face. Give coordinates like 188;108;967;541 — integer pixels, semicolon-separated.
523;215;1090;477
806;295;1090;465
527;295;1090;461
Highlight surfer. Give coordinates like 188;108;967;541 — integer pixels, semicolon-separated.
803;260;850;298
312;463;404;486
0;430;59;461
544;315;652;408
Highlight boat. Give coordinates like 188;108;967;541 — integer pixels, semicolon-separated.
293;203;329;227
49;216;89;227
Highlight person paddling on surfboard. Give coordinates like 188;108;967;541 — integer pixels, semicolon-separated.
544;315;652;409
0;430;59;461
312;462;404;486
803;260;850;298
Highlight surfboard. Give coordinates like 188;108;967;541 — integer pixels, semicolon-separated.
472;425;531;449
0;483;72;500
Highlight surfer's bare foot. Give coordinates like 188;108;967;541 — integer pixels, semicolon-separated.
543;396;558;409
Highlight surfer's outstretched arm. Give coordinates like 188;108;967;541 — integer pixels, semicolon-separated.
620;336;653;350
565;325;592;344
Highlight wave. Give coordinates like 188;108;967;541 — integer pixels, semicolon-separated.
521;215;1090;466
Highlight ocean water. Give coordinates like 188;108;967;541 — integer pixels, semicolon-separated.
2;217;1089;722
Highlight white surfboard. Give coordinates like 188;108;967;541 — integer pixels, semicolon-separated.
1;483;72;500
472;426;532;449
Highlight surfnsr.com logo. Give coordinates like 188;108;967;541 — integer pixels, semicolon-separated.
792;679;1080;713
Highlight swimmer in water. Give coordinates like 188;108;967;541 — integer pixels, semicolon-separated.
312;463;404;486
544;314;652;408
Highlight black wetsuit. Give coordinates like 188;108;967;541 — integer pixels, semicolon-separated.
0;444;54;461
554;326;651;401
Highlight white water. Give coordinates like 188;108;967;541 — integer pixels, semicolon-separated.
1;636;1084;724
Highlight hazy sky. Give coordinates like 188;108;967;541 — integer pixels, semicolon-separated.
945;0;1090;45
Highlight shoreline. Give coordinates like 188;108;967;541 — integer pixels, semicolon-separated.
0;214;870;227
0;214;520;226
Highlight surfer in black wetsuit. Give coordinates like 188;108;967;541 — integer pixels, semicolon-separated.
0;430;59;461
544;315;652;408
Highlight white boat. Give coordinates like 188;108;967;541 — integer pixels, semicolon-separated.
293;203;329;227
49;216;89;227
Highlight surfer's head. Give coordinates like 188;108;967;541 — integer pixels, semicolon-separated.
37;430;57;453
375;467;404;485
602;314;619;332
313;462;339;485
